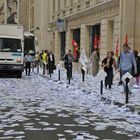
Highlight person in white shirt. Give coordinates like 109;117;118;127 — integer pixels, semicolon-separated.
24;53;33;75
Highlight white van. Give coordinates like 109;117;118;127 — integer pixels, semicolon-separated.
0;24;24;78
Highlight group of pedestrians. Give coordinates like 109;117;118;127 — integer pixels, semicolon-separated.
91;43;140;90
62;44;140;90
24;44;140;92
24;50;55;76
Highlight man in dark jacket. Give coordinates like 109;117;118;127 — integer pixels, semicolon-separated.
64;49;74;79
48;51;55;74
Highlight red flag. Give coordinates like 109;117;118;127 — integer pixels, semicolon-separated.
115;38;119;57
98;36;100;49
124;34;128;45
72;39;79;48
93;34;98;49
72;39;79;59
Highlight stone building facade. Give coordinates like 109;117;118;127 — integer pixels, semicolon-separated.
49;0;140;68
0;0;4;24
0;0;19;24
0;0;140;68
0;0;50;52
19;0;50;51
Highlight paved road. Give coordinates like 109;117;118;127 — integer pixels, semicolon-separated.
0;73;140;140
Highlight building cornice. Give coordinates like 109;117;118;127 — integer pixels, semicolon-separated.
49;0;120;31
50;0;119;23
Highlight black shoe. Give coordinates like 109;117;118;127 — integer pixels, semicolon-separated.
118;81;123;86
109;85;111;89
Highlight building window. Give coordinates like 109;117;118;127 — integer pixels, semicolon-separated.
73;29;80;62
89;24;100;54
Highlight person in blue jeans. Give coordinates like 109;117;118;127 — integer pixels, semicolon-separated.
119;44;137;94
119;44;137;81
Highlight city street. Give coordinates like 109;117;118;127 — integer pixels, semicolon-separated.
0;69;140;140
0;0;140;139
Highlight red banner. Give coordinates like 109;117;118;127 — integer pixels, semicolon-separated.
115;38;119;57
72;39;79;60
124;34;128;45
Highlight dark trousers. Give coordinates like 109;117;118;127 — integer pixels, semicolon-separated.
49;62;54;74
66;63;72;79
105;70;113;89
25;62;31;75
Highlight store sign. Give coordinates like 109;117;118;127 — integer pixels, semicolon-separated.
56;19;66;31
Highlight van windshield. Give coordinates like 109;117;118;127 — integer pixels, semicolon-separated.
0;38;22;52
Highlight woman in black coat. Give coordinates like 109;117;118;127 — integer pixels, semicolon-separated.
102;51;115;89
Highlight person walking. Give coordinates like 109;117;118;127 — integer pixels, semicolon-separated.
42;50;48;75
35;51;40;73
102;51;115;89
64;49;74;79
24;53;33;76
48;51;55;74
91;48;100;76
134;50;140;85
39;50;44;68
119;44;137;81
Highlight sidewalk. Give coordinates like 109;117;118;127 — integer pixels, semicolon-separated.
33;67;140;114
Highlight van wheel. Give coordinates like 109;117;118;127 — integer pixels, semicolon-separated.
17;72;22;78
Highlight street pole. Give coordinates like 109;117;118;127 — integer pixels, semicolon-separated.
58;69;60;81
125;78;129;104
81;68;85;82
100;80;103;95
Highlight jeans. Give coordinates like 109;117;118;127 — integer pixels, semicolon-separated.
121;68;132;79
25;62;31;75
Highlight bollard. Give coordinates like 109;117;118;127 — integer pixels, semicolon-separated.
81;69;85;81
125;77;130;104
58;69;60;81
100;80;103;95
50;72;51;77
